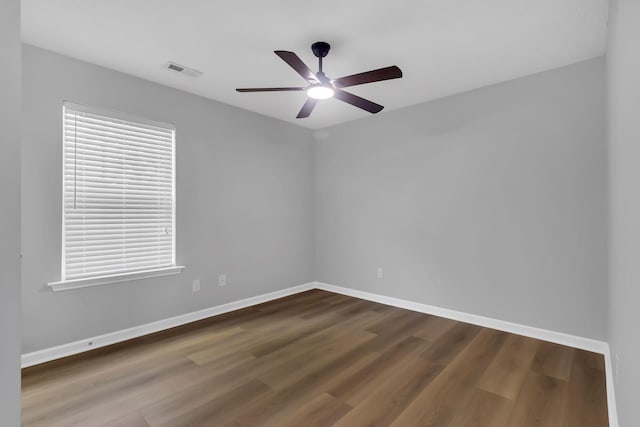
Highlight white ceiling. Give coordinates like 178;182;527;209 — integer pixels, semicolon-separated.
22;0;609;130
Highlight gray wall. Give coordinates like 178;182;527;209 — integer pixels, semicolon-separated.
21;45;314;353
315;58;607;340
607;0;640;424
0;0;21;425
21;44;609;359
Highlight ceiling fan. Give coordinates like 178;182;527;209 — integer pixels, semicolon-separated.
236;42;403;119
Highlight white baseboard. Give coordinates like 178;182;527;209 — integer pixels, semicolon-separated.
21;280;618;427
314;281;618;427
603;347;619;427
21;282;315;368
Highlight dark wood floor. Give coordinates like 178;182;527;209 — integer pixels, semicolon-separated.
22;290;609;427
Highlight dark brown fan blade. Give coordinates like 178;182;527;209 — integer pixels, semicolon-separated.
333;66;402;88
236;87;305;92
334;89;384;114
274;51;317;82
296;98;318;119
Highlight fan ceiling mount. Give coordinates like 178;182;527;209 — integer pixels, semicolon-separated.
236;41;403;119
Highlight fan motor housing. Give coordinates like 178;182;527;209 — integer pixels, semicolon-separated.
311;42;331;58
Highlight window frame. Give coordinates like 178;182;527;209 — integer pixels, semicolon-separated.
48;102;184;291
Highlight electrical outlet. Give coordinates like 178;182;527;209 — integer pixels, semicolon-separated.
192;279;200;292
218;274;227;287
377;268;384;279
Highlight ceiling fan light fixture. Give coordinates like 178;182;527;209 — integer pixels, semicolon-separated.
307;85;334;100
236;42;402;118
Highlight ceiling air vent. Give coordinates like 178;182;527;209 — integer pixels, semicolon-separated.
164;61;203;78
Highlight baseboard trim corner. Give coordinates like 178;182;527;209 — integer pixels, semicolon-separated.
21;282;315;368
603;345;620;427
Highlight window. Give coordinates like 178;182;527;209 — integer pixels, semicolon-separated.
48;103;183;291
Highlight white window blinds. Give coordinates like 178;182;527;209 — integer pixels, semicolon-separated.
62;103;176;282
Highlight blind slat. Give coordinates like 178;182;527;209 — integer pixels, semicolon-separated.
65;136;173;156
64;162;173;178
65;112;174;136
65;235;173;246
66;261;175;278
64;151;173;168
65;251;174;267
64;123;174;146
65;244;173;256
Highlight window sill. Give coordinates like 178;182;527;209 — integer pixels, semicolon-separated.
47;266;186;291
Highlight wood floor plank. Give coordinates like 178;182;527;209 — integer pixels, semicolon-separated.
420;321;482;365
328;335;430;406
102;411;150;427
246;313;353;357
447;389;513;427
412;315;458;341
531;341;575;381
563;350;609;427
390;328;508;426
142;312;378;426
506;372;568;427
21;290;609;427
23;324;245;400
150;379;272;427
360;311;436;353
23;357;202;427
276;393;352;427
573;348;606;371
298;301;336;320
188;347;256;369
185;327;253;365
366;308;426;334
332;355;444;426
139;333;348;426
232;337;381;425
477;334;539;400
257;330;376;390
